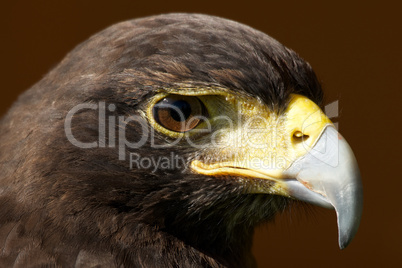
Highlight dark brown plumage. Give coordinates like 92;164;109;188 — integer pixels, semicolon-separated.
0;14;325;267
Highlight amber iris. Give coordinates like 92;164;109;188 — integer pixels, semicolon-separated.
152;95;206;132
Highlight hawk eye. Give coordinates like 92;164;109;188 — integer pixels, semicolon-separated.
152;95;206;132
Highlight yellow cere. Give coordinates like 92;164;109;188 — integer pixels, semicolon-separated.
146;89;333;194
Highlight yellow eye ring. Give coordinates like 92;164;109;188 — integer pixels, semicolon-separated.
152;95;208;133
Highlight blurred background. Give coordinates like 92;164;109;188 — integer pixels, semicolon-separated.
1;1;400;267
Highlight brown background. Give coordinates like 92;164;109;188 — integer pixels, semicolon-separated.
1;1;400;267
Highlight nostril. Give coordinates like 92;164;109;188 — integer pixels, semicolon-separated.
293;131;309;142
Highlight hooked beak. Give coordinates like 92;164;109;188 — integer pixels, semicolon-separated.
191;94;363;249
283;125;363;249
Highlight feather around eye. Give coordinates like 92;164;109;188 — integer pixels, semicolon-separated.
152;95;207;132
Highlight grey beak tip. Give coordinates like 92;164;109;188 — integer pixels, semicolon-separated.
285;126;363;249
339;230;352;249
338;226;356;249
339;242;347;250
338;195;363;250
335;177;363;250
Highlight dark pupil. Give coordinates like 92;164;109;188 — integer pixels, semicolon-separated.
170;100;191;122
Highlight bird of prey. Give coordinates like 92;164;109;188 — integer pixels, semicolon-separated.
0;14;362;267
